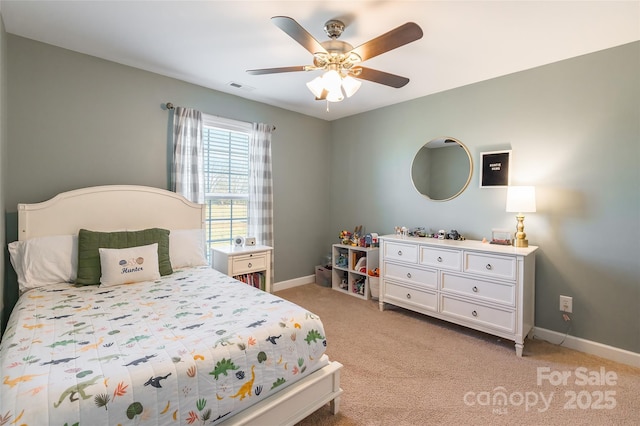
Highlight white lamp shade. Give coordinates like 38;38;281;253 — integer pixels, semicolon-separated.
307;70;361;102
326;89;344;102
342;75;362;98
506;186;536;213
322;70;342;92
306;76;324;98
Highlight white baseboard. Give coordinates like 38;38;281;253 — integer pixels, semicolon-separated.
532;327;640;368
272;274;315;292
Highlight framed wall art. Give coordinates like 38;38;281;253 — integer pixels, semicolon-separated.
480;150;511;188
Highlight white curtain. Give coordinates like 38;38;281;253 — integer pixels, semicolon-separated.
171;107;204;204
248;123;275;249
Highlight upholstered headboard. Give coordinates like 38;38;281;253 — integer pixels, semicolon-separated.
18;185;205;241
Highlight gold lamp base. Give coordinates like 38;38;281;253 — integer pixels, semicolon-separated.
513;238;529;248
513;214;529;248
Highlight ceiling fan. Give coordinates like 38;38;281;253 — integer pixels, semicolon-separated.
247;16;423;102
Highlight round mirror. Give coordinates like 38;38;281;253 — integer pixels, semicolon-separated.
411;137;473;201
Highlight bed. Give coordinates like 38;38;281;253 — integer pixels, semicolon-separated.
1;185;342;425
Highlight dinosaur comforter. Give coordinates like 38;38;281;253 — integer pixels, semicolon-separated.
0;266;328;425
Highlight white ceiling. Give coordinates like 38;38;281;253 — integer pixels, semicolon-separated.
2;1;639;121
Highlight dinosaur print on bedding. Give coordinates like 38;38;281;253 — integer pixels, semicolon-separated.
0;266;329;425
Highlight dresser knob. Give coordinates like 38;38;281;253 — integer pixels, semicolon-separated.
437;256;443;262
248;262;252;268
398;250;403;256
472;286;478;292
407;273;412;279
486;264;492;270
406;293;412;299
472;310;478;317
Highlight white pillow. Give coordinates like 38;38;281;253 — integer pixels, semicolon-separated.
99;243;161;287
8;235;78;292
169;229;208;268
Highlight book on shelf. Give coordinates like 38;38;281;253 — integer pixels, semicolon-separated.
234;272;266;291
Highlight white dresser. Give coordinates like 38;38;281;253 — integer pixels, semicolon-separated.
379;235;537;356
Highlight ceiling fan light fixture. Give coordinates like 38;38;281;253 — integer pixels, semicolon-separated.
307;71;361;102
326;88;344;103
306;76;325;98
342;75;361;98
322;69;342;92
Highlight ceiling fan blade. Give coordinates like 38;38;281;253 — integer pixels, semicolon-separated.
247;66;308;75
349;22;423;62
271;16;328;55
354;67;410;88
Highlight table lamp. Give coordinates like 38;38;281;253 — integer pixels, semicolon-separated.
506;186;536;248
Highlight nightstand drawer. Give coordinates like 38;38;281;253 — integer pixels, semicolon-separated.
384;261;437;289
385;281;437;312
232;253;267;274
440;295;515;333
464;252;516;281
441;273;515;306
420;247;461;271
383;241;418;263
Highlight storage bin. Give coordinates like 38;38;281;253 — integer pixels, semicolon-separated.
315;265;332;287
369;277;380;299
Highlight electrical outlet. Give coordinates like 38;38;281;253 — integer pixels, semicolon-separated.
560;295;573;313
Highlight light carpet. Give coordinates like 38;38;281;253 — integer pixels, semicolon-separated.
277;283;640;426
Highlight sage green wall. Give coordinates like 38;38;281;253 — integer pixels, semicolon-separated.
330;41;640;353
4;35;331;318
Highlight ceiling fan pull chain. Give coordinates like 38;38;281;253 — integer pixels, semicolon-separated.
326;100;330;113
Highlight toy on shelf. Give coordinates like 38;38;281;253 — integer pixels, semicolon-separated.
339;230;352;245
335;253;348;268
350;225;362;246
364;233;379;248
352;276;366;295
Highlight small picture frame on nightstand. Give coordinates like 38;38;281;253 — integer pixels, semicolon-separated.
491;228;513;245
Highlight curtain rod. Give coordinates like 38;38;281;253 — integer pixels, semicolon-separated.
164;102;275;131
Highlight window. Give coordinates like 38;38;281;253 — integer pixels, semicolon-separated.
202;115;252;251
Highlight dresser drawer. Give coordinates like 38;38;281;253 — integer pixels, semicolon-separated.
384;281;437;312
383;241;418;263
384;261;437;289
440;295;515;333
232;253;267;274
464;252;516;281
420;247;461;271
441;273;515;306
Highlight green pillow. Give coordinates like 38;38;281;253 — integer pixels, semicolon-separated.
76;228;172;285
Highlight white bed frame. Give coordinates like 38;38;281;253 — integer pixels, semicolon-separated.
17;185;343;425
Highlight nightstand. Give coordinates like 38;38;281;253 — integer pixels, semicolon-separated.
211;245;273;292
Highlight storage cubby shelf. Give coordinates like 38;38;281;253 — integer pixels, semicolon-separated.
331;244;379;300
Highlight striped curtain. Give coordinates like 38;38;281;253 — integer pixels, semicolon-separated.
171;107;204;204
248;123;274;283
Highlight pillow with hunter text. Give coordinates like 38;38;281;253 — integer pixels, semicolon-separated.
98;243;160;287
